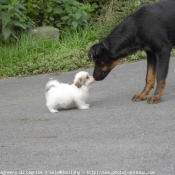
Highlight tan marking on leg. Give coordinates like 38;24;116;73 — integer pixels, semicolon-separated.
147;78;167;104
144;46;152;51
132;64;156;102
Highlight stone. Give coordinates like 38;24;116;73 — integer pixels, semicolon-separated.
28;26;60;40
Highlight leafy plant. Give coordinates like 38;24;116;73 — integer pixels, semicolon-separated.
0;0;97;41
25;0;97;29
78;0;110;15
59;0;96;29
0;0;34;41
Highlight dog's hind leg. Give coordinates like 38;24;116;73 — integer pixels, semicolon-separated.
132;51;157;102
147;48;171;104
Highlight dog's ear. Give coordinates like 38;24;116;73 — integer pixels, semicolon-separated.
88;44;98;61
74;82;82;88
88;42;108;61
74;77;86;88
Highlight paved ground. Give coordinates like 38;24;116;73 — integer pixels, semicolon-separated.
1;59;175;175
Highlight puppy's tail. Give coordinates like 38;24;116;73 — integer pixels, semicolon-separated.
45;79;60;92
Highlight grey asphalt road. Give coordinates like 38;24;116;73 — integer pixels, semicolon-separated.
1;58;175;175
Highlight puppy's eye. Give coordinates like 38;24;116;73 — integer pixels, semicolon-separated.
86;76;89;79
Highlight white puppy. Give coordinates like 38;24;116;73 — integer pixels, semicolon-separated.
45;71;94;113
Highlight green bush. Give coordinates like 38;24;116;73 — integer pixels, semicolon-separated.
0;0;34;41
0;0;97;41
25;0;97;29
78;0;110;15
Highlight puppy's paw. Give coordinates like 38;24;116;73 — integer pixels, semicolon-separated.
85;104;90;107
49;109;59;113
78;105;90;110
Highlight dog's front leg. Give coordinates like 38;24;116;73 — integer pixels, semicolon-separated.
147;49;171;104
132;51;157;102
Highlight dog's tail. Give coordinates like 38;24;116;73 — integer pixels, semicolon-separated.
45;79;60;92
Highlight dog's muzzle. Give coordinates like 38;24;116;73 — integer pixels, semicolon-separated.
93;70;110;81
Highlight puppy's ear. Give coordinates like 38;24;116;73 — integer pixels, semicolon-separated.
74;81;82;88
88;42;108;61
74;77;86;88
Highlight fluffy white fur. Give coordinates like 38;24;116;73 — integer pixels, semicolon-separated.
45;71;94;113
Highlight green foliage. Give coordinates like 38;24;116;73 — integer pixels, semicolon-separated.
25;0;97;29
0;0;34;41
78;0;110;15
0;0;97;41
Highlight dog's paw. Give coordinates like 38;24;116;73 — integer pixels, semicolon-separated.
85;104;90;107
49;109;59;113
78;105;90;110
147;95;162;104
132;93;147;102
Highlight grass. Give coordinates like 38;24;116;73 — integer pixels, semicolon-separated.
0;0;158;78
0;26;98;78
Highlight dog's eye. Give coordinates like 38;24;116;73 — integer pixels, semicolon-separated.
86;76;89;79
96;60;105;66
101;61;105;65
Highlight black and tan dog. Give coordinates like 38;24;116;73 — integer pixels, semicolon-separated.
88;0;175;104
